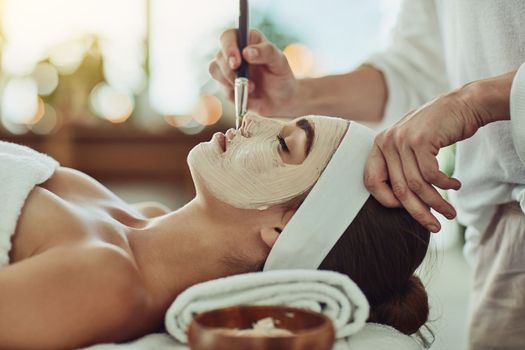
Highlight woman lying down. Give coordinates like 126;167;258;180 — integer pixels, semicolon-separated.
0;112;430;349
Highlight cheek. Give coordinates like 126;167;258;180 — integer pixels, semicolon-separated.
227;139;282;174
230;149;266;173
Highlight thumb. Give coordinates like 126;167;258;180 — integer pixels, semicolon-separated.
242;42;290;75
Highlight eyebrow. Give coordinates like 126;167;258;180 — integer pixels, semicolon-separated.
296;118;314;156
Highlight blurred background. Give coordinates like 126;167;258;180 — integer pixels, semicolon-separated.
0;0;470;348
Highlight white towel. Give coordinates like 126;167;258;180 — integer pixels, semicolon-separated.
0;141;59;267
164;270;370;344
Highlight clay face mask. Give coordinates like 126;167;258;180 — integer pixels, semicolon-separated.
187;113;348;209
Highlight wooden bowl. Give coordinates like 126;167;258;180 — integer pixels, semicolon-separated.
188;305;335;350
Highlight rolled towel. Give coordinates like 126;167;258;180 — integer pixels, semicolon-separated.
165;269;370;343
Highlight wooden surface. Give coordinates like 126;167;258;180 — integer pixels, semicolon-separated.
1;124;217;198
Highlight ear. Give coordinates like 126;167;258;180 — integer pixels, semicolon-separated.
260;227;280;248
259;208;295;249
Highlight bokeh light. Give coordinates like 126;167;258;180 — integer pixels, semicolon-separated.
89;82;134;124
1;44;38;76
283;43;315;78
1;118;28;135
28;103;59;135
164;114;193;128
33;63;59;96
192;95;223;126
179;119;206;135
48;40;87;75
25;97;46;125
2;77;38;125
149;0;232;116
104;60;147;96
102;42;147;95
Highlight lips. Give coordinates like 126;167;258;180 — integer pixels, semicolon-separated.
218;132;226;152
215;132;226;152
212;129;238;153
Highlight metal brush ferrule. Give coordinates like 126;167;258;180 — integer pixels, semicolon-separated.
234;77;249;129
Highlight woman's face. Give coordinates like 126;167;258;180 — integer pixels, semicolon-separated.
188;113;348;209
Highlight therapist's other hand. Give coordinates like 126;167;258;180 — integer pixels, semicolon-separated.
209;29;299;116
364;89;488;232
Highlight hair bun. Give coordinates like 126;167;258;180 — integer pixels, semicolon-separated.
369;275;429;335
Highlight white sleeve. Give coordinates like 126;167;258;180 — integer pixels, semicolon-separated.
365;0;449;127
510;62;525;166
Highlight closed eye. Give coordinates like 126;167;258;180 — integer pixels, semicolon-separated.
277;135;289;153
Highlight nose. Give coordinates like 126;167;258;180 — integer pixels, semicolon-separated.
240;114;254;137
225;128;236;141
240;112;268;136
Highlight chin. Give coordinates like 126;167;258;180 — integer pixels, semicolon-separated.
186;143;199;166
187;144;212;197
187;141;206;167
186;146;201;184
187;168;229;209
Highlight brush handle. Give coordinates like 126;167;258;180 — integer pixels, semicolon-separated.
236;0;249;79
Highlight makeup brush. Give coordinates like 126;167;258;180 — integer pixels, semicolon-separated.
234;0;249;129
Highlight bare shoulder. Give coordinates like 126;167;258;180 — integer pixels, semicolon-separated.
78;243;145;290
72;243;151;323
73;244;163;339
0;243;153;348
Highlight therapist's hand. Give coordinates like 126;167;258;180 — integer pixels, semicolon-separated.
209;29;300;117
364;72;514;232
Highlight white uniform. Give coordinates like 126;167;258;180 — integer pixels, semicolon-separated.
365;1;525;348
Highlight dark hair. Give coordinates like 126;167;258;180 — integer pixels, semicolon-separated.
318;196;430;335
240;193;430;336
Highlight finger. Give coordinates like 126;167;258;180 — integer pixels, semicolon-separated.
219;28;242;70
400;145;457;219
214;51;235;85
223;86;234;102
379;142;441;232
248;29;265;45
413;146;462;190
208;60;233;89
242;42;289;75
364;144;401;208
247;98;269;116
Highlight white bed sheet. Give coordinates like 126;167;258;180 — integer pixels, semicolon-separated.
82;324;423;350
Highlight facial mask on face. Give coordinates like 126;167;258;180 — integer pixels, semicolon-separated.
188;113;348;210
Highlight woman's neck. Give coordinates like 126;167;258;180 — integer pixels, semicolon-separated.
127;198;268;313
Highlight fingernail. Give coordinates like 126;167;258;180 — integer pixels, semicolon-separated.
446;212;455;219
427;224;439;233
245;48;257;59
228;57;236;69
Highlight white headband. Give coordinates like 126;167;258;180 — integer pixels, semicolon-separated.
263;122;376;270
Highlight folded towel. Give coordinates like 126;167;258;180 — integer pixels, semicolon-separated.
0;141;59;267
164;270;370;343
